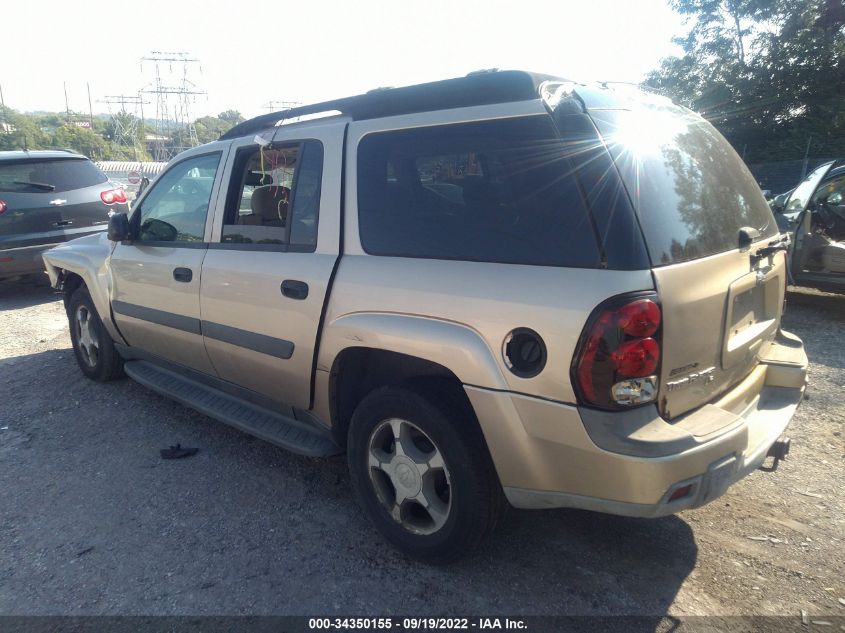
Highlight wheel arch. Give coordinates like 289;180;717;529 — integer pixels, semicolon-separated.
43;240;121;342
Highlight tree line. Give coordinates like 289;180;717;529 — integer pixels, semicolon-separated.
0;107;244;162
645;0;845;166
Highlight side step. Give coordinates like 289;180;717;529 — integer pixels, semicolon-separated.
124;360;341;457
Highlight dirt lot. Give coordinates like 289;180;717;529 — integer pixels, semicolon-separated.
0;275;842;618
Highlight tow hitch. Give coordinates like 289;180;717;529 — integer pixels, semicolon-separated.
759;436;791;472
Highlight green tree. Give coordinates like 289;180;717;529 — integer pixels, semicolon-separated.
218;109;244;125
645;0;845;164
51;124;108;159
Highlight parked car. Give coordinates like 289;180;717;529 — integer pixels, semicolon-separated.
771;160;845;293
43;71;807;562
0;150;128;279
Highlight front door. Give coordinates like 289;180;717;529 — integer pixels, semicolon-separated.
110;150;227;374
199;120;344;408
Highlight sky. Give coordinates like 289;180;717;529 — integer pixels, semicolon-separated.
1;0;685;120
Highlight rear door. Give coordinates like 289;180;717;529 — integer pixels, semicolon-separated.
199;119;344;408
0;157;114;249
590;105;784;419
110;150;226;374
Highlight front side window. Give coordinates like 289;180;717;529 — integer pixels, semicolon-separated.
135;153;221;243
220;140;323;251
356;116;602;268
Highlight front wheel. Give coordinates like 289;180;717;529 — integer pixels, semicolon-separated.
68;287;124;382
347;385;503;563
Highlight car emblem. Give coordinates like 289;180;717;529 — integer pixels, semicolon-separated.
49;198;67;206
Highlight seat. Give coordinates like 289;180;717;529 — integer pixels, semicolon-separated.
243;185;290;227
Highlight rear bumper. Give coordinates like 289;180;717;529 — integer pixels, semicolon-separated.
0;243;55;277
1;226;107;279
465;329;808;517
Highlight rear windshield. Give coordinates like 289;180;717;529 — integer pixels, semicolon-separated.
590;105;778;265
0;158;108;194
357;116;603;268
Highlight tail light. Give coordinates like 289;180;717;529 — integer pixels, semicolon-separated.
572;293;662;409
100;188;127;205
0;200;7;214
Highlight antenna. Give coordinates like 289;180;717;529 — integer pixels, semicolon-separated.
140;51;207;161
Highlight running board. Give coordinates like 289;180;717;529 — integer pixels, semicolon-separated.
124;360;341;457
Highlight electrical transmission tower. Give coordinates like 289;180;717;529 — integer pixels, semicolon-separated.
141;51;207;161
99;94;148;160
263;100;301;112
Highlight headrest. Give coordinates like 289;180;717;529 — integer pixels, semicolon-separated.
244;171;273;187
251;185;290;222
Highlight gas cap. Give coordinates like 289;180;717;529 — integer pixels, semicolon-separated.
502;328;547;378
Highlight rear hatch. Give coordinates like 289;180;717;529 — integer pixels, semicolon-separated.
0;156;113;249
586;100;783;419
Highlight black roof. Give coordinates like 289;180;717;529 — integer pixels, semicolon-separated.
220;70;565;141
0;149;84;162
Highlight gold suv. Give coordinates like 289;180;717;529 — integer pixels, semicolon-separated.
43;71;808;562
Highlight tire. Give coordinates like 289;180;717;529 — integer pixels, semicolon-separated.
347;384;504;563
67;286;124;381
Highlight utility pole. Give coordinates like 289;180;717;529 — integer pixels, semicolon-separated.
0;83;5;108
800;136;813;180
87;83;94;127
63;82;71;123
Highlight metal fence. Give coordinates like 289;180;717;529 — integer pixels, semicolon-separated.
96;161;167;200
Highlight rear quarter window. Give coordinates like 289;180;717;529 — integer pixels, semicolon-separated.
590;105;778;265
0;158;108;194
356;116;604;268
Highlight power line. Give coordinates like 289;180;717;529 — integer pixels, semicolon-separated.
140;51;207;161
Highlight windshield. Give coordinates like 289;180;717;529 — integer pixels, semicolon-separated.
588;103;778;266
0;158;108;193
784;162;834;215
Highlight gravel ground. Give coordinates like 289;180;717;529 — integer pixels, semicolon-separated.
0;275;842;617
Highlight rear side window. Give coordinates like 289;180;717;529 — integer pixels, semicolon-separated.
590;105;778;265
220;140;323;251
357;116;602;268
0;158;107;193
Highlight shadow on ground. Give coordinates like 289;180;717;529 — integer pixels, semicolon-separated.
0;273;58;311
0;346;699;617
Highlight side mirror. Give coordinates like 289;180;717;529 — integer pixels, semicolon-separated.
826;191;842;205
107;212;131;242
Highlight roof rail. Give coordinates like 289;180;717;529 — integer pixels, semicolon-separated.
219;70;563;141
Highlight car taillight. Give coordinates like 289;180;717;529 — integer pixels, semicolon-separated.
0;200;6;214
572;294;662;409
100;188;127;205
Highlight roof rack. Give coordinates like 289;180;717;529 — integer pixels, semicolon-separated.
220;70;563;141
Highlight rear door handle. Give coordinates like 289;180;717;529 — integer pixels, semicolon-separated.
173;267;193;283
281;279;309;300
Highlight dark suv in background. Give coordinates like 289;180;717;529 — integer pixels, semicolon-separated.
0;150;128;280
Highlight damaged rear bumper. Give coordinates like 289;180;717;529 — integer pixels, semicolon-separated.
466;329;808;518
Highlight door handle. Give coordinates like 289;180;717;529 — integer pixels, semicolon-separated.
281;279;309;300
173;267;193;283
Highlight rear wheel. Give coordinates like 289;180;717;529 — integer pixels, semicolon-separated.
347;385;503;563
68;287;124;381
